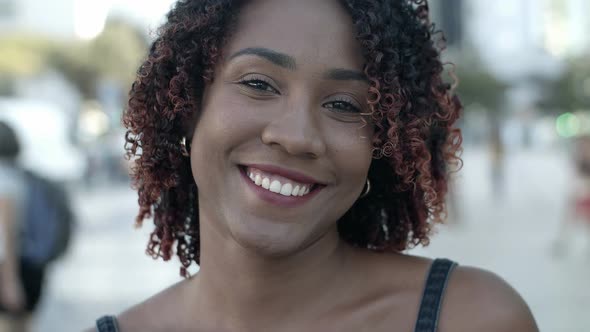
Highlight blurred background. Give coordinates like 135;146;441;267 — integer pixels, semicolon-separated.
0;0;588;331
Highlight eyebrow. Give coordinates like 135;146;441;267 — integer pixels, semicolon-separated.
323;68;368;83
228;47;368;83
228;47;297;70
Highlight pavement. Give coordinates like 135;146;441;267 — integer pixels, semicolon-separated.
31;147;589;331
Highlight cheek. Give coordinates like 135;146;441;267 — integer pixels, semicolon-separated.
192;87;254;149
189;89;235;183
328;128;373;181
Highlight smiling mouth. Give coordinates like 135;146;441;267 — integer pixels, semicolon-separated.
238;165;324;198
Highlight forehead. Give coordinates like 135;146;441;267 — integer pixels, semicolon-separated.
224;0;364;70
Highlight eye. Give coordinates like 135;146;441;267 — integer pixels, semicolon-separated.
323;97;362;114
238;75;280;94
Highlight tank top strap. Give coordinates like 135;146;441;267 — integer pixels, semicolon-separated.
96;315;120;332
413;258;457;332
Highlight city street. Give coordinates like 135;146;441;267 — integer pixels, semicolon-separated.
33;147;589;331
2;0;589;331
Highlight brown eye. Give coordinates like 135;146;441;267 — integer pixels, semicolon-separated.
239;78;279;94
323;98;361;113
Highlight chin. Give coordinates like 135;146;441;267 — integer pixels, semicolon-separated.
228;219;315;259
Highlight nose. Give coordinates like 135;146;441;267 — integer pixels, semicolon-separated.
261;99;326;159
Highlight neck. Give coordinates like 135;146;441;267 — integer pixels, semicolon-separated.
190;215;354;329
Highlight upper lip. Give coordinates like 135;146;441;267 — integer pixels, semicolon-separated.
241;163;327;185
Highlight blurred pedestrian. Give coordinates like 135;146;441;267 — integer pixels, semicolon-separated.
0;121;34;332
553;135;590;257
0;121;74;332
90;0;537;331
489;117;505;200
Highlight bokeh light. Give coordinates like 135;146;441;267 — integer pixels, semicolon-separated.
74;0;111;39
556;112;580;138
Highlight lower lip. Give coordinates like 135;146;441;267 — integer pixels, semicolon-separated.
238;166;323;208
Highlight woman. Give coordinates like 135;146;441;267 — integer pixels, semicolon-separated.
92;0;538;331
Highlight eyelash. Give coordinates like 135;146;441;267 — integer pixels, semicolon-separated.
322;97;361;114
238;77;279;94
238;77;361;113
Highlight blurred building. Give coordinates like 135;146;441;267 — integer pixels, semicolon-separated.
429;0;589;59
542;0;590;57
431;0;574;80
431;0;589;148
429;0;464;49
0;0;77;39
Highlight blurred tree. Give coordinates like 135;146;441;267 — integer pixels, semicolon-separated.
446;52;508;112
89;18;149;86
0;34;54;77
538;56;590;113
49;17;149;100
0;35;52;95
0;17;148;100
46;42;99;98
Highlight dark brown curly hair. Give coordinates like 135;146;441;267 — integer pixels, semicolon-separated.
123;0;462;277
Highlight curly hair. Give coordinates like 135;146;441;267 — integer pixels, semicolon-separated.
123;0;462;277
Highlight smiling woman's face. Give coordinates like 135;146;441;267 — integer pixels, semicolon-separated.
190;0;374;256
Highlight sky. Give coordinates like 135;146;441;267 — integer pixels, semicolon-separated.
109;0;176;29
74;0;176;39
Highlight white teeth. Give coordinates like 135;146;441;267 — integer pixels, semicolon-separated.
246;168;316;197
261;177;270;189
300;186;309;196
280;183;293;196
269;180;281;193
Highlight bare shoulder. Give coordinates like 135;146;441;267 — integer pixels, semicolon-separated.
439;265;539;332
82;279;188;332
120;278;190;331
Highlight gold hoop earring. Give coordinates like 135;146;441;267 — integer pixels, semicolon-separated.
360;178;371;198
180;137;190;157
